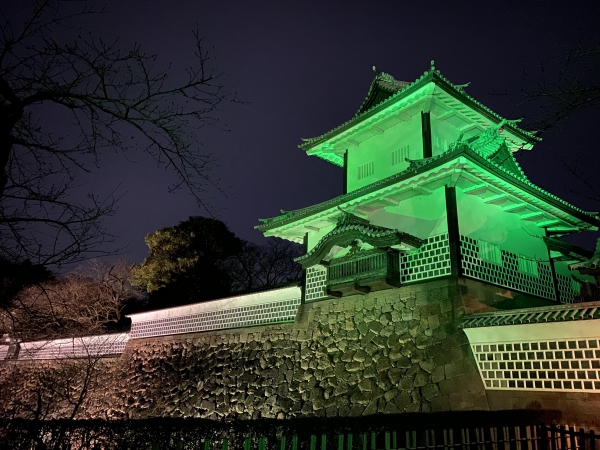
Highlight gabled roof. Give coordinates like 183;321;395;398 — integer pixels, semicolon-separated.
355;70;410;116
489;143;527;180
295;211;424;268
257;140;599;236
299;62;539;155
456;121;528;180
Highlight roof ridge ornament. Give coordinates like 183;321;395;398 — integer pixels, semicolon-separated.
449;132;466;151
406;156;434;171
372;66;395;83
455;82;471;93
505;118;523;128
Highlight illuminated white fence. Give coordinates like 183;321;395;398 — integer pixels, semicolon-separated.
17;333;130;360
0;345;8;360
128;285;302;339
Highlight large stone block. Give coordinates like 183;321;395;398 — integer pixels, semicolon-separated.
413;370;429;387
444;357;475;379
438;371;483;395
448;391;489;411
430;394;450;412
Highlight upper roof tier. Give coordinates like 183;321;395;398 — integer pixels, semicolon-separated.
300;61;539;167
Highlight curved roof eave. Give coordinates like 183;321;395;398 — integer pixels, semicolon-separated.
299;69;539;153
257;147;598;233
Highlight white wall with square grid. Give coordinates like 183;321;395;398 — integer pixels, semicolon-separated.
400;233;451;283
464;320;600;392
460;235;556;301
18;333;129;360
128;286;301;339
305;265;328;302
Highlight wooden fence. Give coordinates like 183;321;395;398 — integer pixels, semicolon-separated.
540;425;598;450
153;425;600;450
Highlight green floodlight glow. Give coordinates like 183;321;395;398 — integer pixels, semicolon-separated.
258;64;598;304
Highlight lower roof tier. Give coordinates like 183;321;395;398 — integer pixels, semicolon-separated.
257;144;598;243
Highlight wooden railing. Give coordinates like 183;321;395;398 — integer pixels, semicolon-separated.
327;250;400;286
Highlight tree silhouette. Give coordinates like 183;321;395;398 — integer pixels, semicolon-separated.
0;0;234;266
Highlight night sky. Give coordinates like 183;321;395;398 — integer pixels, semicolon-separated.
8;0;600;267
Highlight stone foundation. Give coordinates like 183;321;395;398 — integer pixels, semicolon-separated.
2;278;599;426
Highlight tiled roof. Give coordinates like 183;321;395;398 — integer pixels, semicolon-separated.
460;302;600;328
300;62;538;150
570;238;600;273
295;211;424;268
354;71;410;116
257;142;598;232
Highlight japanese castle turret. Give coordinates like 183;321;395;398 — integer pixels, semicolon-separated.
4;63;600;427
255;63;600;408
257;61;599;305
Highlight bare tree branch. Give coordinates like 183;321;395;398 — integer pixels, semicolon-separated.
224;238;303;292
0;0;235;266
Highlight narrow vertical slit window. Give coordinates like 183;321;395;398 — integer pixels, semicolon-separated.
433;136;448;153
392;146;409;166
358;161;374;180
477;241;503;265
518;256;539;277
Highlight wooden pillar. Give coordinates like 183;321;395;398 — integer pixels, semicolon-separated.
343;150;348;195
445;186;462;278
301;233;308;304
421;111;432;159
545;229;561;303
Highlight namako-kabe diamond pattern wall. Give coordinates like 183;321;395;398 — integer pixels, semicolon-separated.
463;307;600;393
17;333;130;360
400;233;451;283
305;265;328;301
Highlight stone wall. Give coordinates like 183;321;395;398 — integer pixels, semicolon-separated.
2;278;600;426
106;279;486;420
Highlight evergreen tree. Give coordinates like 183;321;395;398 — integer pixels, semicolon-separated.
131;217;243;308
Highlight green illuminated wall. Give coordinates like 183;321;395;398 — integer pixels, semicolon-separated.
345;116;422;192
456;188;547;260
369;188;448;238
306;223;336;252
304;188;448;255
342;80;502;195
430;116;465;155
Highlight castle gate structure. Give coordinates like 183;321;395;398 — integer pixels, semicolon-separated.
2;63;600;426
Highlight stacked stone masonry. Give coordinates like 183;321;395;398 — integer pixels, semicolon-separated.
1;279;599;427
111;281;487;420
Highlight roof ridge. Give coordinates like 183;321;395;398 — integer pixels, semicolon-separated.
300;63;538;151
